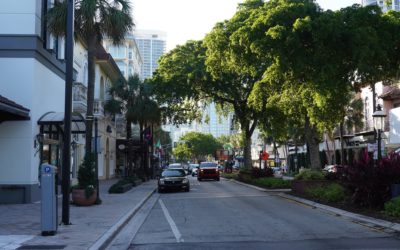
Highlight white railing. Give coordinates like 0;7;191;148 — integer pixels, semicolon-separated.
94;99;104;117
73;82;87;113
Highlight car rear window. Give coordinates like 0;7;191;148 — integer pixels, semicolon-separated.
200;162;217;168
162;169;186;177
168;164;182;168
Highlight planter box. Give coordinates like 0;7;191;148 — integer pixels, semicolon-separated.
292;180;332;196
71;189;97;206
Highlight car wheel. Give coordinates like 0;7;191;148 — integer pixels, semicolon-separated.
158;188;163;193
192;173;195;177
185;187;190;192
216;177;220;181
197;178;202;181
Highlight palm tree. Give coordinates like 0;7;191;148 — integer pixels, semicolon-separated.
106;75;161;177
47;0;134;154
339;98;364;166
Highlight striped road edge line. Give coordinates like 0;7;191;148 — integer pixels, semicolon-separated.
88;187;157;250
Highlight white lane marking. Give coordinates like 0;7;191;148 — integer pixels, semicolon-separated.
159;199;184;243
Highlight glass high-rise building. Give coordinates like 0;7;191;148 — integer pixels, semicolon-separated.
134;30;167;80
362;0;400;11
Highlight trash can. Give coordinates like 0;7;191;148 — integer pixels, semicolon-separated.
41;164;58;236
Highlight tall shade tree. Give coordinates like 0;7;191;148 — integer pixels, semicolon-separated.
47;0;134;154
248;0;362;169
173;132;222;162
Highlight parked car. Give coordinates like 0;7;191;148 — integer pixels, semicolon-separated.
198;162;220;181
191;167;199;176
158;168;190;193
189;163;199;174
168;163;188;175
322;165;338;173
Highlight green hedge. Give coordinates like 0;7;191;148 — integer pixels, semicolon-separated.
251;177;292;189
384;197;400;218
294;169;325;181
306;183;345;203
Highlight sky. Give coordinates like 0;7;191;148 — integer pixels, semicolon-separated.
131;0;360;51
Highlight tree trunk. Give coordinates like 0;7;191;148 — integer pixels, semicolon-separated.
340;121;345;166
243;131;252;169
324;134;331;165
85;37;97;154
304;116;321;170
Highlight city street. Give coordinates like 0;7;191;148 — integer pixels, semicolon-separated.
109;177;400;250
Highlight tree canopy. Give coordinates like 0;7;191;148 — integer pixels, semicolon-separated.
172;132;222;162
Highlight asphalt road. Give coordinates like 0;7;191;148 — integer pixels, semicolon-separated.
110;176;400;250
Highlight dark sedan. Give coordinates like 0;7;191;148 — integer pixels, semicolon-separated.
158;168;190;193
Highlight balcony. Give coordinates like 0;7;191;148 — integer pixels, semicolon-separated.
94;99;104;118
73;82;87;113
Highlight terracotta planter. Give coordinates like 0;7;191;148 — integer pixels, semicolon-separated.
71;189;97;206
292;180;332;195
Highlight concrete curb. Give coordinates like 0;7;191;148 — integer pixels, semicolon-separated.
88;187;157;250
225;178;291;192
227;178;400;233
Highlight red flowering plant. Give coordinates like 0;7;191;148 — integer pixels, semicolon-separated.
340;150;400;209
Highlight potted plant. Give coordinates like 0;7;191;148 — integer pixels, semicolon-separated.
71;154;97;206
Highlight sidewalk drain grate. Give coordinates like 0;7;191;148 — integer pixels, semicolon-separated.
17;245;66;249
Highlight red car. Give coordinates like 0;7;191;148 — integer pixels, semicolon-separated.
198;162;220;181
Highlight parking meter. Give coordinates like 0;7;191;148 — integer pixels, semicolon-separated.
41;164;58;236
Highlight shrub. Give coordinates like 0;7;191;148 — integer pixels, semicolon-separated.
251;177;292;189
250;167;273;178
340;151;400;209
341;152;400;209
306;183;346;203
108;179;133;193
238;167;273;181
294;169;325;181
384;197;400;218
73;154;96;198
221;172;238;180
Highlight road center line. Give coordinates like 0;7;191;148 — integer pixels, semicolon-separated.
159;199;184;243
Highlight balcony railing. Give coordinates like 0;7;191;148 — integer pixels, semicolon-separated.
72;82;87;113
94;99;104;117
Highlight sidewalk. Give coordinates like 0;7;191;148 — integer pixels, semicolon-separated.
0;179;157;250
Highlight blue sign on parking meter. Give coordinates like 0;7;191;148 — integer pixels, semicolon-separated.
41;164;58;236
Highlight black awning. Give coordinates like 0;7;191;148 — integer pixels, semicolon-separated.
0;95;30;122
38;111;86;134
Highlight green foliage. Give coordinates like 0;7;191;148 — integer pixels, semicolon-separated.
295;169;325;181
173;132;222;161
251;177;292;189
108;179;132;194
221;172;239;180
76;154;96;198
384;197;400;218
47;0;134;153
306;183;346;203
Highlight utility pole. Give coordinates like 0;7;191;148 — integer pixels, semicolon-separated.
62;0;74;225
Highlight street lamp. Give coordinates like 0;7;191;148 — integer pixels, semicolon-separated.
372;104;386;161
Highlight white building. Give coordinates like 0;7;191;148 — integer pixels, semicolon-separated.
362;0;400;11
0;1;124;204
134;30;167;80
0;0;67;203
103;33;143;79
